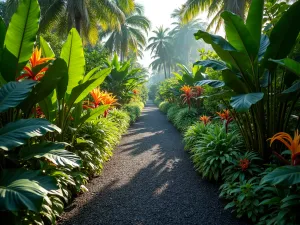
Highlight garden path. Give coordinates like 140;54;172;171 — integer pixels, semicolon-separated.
60;102;247;225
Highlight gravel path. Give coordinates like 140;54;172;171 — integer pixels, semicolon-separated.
61;102;247;225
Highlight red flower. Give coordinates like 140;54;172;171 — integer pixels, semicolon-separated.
217;109;233;133
133;89;139;95
239;159;250;171
199;115;211;126
194;86;204;97
180;85;194;110
16;47;54;81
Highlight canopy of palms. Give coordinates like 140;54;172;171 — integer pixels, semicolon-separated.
5;0;135;45
180;0;250;32
102;3;150;61
147;26;174;79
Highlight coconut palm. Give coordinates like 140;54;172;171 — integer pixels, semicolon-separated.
5;0;135;45
180;0;251;32
103;3;150;61
146;26;174;79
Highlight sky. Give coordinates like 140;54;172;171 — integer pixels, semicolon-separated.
136;0;209;70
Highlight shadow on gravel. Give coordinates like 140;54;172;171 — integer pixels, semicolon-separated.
61;103;248;225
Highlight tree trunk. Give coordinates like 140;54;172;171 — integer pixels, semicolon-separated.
75;15;81;35
163;63;167;79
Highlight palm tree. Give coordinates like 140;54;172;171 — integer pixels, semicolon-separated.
102;3;150;61
180;0;251;33
170;10;206;65
146;26;174;79
5;0;135;45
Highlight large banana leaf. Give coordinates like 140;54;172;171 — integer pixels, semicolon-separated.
60;28;85;95
230;93;264;112
79;105;109;126
194;60;227;71
0;119;61;151
0;80;36;113
20;142;82;168
0;17;6;58
0;0;40;82
262;0;300;70
0;169;57;212
40;36;55;58
196;80;225;88
269;58;300;76
38;90;57;122
261;166;300;186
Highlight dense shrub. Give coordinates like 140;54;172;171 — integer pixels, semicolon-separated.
191;125;243;181
154;97;162;106
123;102;143;123
183;122;208;151
167;104;181;122
108;109;131;133
159;101;172;114
173;107;198;132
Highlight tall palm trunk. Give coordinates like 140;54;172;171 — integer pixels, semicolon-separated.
163;63;167;79
75;15;81;35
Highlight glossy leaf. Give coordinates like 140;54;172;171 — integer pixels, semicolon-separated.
282;81;300;94
0;119;61;151
0;169;57;212
269;58;300;76
79;105;109;125
222;70;248;94
40;36;55;58
261;166;300;186
20;142;81;168
230;93;264;112
0;80;36;113
60;28;85;95
0;0;40;81
0;17;6;57
258;35;270;62
194;60;227;71
245;0;264;49
195;79;225;88
263;0;300;70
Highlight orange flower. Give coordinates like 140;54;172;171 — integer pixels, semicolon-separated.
194;86;204;97
133;89;139;95
239;159;250;171
269;130;300;166
17;47;54;81
217;109;232;121
200;115;211;126
180;85;194;109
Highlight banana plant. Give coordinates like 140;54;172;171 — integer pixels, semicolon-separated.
194;0;300;159
103;54;146;104
172;63;206;86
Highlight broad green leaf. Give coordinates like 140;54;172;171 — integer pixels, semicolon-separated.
258;35;269;62
263;0;300;70
40;36;55;57
245;0;264;49
0;119;61;151
195;79;225;88
221;11;257;60
222;70;248;94
75;68;111;104
0;169;57;212
79;105;109;125
230;93;264;112
282;81;300;94
0;0;40;81
20;58;68;113
194;30;251;78
269;58;300;76
0;80;36;113
194;60;227;71
60;28;85;95
39;91;57;122
82;66;101;83
20;142;82;168
261;166;300;186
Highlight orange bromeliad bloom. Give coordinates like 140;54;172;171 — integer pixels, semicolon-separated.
200;115;211;126
133;89;139;95
17;47;54;81
269;130;300;166
180;85;194;109
239;159;250;171
217;109;233;133
83;88;118;117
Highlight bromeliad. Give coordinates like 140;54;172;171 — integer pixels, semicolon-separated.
194;86;204;97
269;130;300;166
180;85;194;110
83;87;118;117
217;109;233;133
200;115;211;126
16;47;55;81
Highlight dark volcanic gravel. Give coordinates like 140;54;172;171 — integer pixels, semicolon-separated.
60;102;248;225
